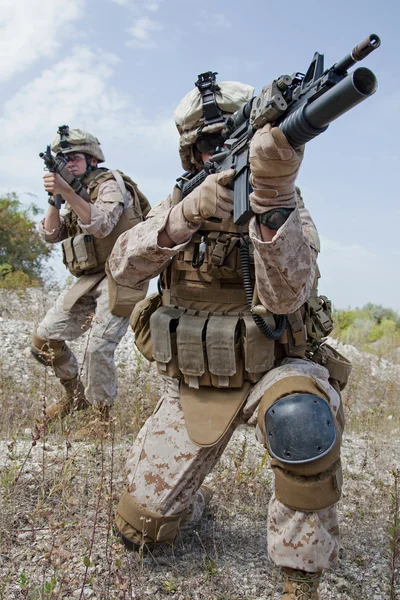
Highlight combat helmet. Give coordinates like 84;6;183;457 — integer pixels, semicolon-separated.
51;126;105;163
174;72;254;172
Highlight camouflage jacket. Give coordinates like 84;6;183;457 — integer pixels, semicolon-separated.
109;190;319;315
39;179;130;243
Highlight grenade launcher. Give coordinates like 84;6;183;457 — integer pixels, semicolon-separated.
180;34;381;225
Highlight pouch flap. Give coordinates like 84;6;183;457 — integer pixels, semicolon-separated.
206;315;239;377
150;306;185;363
61;238;75;264
177;313;208;377
73;234;89;263
180;381;251;447
242;315;275;373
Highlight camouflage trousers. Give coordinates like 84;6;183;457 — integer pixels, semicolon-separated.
122;358;341;572
36;277;129;407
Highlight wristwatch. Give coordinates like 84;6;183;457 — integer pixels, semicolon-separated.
257;208;293;230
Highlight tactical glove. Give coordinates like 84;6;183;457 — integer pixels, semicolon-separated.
182;169;235;223
249;124;304;214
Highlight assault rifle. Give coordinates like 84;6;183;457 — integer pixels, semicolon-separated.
180;34;381;225
39;125;91;209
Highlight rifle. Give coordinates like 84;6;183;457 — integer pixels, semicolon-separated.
39;125;91;209
180;34;381;225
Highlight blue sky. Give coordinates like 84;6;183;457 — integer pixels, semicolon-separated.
0;0;398;310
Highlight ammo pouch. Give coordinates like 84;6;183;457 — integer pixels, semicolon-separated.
105;260;148;318
305;296;334;343
129;292;162;360
61;234;98;277
149;307;275;389
312;343;352;391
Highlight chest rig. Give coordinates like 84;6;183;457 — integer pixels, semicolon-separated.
61;169;147;277
149;184;333;391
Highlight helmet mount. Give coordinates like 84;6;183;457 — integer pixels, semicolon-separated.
195;72;225;127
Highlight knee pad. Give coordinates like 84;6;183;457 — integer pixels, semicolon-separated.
31;334;71;367
115;491;186;546
258;376;343;511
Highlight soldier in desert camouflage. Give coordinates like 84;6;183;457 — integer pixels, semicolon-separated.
108;76;351;599
31;127;150;437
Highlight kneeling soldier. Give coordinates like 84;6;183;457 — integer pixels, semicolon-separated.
108;75;351;598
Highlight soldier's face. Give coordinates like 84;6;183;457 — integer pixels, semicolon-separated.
64;153;88;176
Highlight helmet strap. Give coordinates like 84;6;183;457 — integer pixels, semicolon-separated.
83;154;96;177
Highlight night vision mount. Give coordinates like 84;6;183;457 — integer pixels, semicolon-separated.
195;71;225;127
57;124;71;150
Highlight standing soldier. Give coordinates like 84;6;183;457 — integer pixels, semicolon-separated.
32;127;150;437
108;76;351;599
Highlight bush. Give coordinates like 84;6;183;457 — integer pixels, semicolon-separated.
0;193;52;287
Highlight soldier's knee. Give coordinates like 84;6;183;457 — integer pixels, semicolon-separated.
258;375;343;511
88;335;116;360
115;492;186;547
31;333;71;367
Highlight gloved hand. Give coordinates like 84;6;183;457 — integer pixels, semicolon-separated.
182;169;235;223
249;123;304;214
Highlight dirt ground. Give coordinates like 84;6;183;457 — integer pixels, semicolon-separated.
0;288;399;599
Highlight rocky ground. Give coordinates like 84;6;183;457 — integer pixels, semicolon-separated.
0;289;399;600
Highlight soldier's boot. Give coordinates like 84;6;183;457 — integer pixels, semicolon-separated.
115;485;214;552
280;568;322;600
45;376;88;421
74;406;112;440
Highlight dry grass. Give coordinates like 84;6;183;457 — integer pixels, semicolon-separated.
0;290;399;599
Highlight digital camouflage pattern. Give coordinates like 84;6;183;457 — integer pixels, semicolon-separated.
36;277;129;407
108;119;339;575
122;359;340;572
36;178;135;407
110;194;318;315
39;179;128;243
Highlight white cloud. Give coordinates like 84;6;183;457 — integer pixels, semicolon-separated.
0;0;84;81
0;45;178;205
126;16;163;48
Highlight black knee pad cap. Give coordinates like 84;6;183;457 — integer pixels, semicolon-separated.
265;393;336;464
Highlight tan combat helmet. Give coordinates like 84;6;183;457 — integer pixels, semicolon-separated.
51;126;105;163
174;73;254;171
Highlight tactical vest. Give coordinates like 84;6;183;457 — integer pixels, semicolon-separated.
61;169;150;277
149;185;334;390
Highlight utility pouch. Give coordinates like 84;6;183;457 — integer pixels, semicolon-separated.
312;343;352;391
61;234;98;276
73;234;98;271
150;306;185;377
242;316;275;382
207;232;240;279
305;296;334;343
176;312;208;389
105;260;148;318
279;309;307;358
61;238;77;274
129;293;162;361
206;315;243;388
